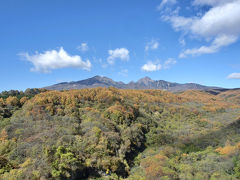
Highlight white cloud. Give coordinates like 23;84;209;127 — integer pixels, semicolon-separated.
158;0;177;10
77;43;89;52
179;35;237;57
227;73;240;79
145;40;159;51
163;58;177;68
107;48;130;64
20;47;91;73
191;1;240;38
141;58;176;72
163;0;240;57
163;16;193;32
142;61;162;72
193;0;236;6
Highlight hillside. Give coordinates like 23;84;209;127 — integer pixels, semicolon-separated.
45;76;220;92
0;88;240;179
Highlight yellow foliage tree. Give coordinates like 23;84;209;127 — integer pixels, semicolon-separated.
5;96;19;106
20;97;28;106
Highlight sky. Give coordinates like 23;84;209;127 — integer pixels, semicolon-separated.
0;0;240;91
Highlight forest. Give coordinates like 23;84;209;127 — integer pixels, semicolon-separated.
0;87;240;180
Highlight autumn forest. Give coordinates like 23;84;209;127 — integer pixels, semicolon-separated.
0;87;240;179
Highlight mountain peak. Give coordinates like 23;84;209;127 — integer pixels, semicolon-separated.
137;76;153;84
143;76;152;80
92;75;102;79
91;75;113;82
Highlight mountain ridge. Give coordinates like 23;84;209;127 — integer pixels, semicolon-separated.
44;75;222;92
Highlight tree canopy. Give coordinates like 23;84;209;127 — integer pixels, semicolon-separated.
0;87;240;179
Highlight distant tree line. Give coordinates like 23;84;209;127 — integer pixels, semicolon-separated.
0;88;47;99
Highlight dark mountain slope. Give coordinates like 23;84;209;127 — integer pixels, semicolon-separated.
45;76;126;90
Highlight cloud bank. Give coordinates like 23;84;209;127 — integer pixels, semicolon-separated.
162;0;240;57
20;47;91;73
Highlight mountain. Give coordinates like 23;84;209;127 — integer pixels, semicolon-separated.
45;76;126;90
45;75;221;92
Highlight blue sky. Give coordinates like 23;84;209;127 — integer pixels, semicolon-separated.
0;0;240;91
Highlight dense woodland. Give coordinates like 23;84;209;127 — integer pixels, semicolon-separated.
0;87;240;179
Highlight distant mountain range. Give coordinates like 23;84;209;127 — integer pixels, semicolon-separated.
44;76;223;92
